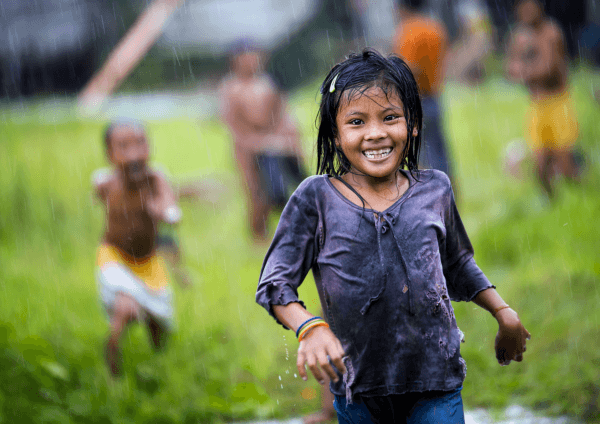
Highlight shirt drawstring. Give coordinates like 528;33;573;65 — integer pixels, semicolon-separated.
383;211;415;315
359;210;414;316
359;214;387;315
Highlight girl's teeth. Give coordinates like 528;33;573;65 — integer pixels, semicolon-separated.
364;148;392;159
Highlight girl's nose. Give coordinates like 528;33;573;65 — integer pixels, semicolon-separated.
364;122;387;141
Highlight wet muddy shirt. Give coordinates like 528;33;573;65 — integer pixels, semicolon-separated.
256;170;494;400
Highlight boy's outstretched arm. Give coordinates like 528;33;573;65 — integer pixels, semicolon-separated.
148;171;181;224
472;288;531;365
91;168;115;204
272;303;346;385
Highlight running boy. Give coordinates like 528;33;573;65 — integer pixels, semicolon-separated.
93;120;182;376
506;0;580;196
219;42;305;241
257;50;530;423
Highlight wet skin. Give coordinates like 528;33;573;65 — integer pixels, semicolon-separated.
221;49;303;240
95;125;180;376
510;0;567;97
96;125;176;259
332;86;418;212
507;0;576;196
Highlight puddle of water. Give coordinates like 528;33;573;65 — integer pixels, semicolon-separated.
466;405;579;424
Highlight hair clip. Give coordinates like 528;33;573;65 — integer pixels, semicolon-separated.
329;73;339;93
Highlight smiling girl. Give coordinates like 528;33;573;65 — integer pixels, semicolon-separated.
256;50;530;424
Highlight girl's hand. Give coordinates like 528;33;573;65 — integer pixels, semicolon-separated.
297;326;346;385
494;308;531;366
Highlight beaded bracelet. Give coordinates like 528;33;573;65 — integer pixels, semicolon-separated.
295;317;322;338
492;304;511;317
298;321;329;342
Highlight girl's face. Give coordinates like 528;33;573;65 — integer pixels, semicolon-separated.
335;86;415;180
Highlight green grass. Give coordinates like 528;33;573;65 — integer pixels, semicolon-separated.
1;67;600;423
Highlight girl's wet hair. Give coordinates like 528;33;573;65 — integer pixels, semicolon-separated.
316;49;422;178
104;119;146;150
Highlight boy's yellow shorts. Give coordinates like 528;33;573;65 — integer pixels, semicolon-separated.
96;244;173;327
527;90;579;152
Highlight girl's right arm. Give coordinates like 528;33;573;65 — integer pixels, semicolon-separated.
257;180;346;384
272;302;346;385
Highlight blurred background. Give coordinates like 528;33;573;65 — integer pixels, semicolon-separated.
1;0;600;423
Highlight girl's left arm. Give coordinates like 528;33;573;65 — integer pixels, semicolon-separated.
439;176;531;365
472;287;532;366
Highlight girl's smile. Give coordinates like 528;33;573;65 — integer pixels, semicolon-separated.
335;86;415;182
363;147;393;160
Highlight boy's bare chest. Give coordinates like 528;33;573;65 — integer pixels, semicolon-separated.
106;186;155;224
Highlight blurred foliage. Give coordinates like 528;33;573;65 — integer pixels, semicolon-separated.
1;66;600;423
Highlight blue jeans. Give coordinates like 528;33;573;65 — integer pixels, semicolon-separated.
333;387;465;424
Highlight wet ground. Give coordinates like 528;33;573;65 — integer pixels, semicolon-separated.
233;405;580;424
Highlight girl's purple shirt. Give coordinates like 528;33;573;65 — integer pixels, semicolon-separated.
256;169;494;400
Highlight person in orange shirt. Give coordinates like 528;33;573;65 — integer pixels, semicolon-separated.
393;0;455;188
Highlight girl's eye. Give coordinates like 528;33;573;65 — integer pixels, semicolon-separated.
384;114;399;122
349;119;363;125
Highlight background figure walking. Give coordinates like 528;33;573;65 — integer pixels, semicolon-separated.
219;41;306;242
505;0;581;197
393;0;456;190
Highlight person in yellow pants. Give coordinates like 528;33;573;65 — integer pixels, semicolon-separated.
506;0;581;196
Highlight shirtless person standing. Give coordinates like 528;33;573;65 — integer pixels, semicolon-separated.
506;0;580;196
219;43;305;241
93;120;182;376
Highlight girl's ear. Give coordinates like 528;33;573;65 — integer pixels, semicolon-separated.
412;127;418;137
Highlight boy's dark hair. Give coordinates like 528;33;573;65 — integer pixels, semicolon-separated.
316;49;422;178
227;38;262;58
515;0;545;8
104;119;146;150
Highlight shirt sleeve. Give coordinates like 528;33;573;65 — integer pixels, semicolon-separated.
256;180;320;328
441;183;494;302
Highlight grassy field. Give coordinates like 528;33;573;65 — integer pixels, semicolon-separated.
1;68;600;423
